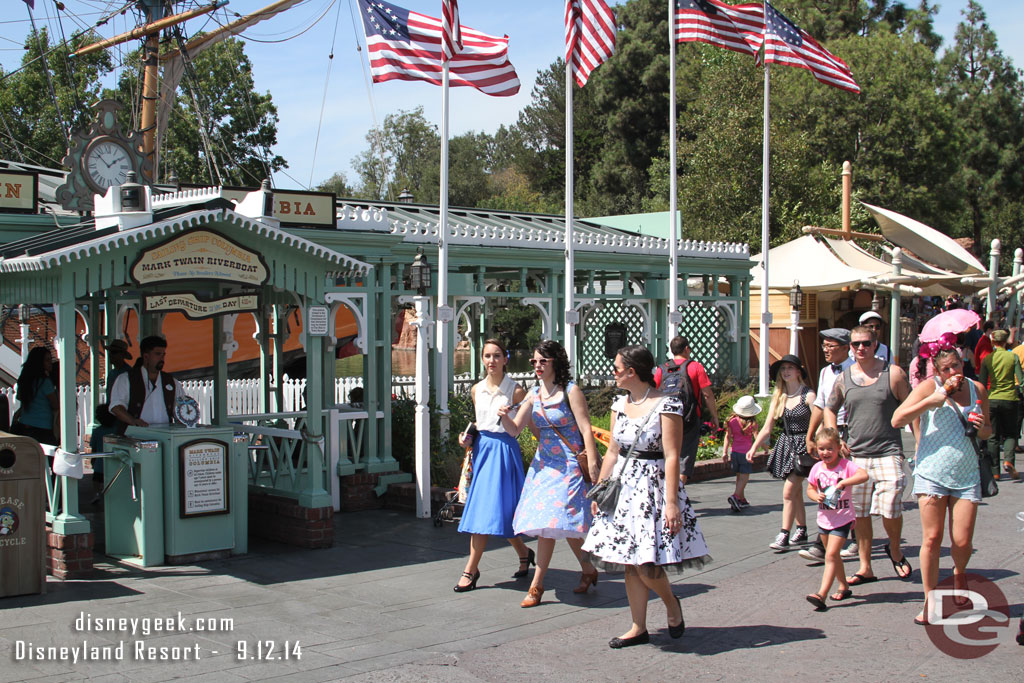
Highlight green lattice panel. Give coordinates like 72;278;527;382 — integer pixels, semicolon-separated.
678;304;728;378
579;301;646;379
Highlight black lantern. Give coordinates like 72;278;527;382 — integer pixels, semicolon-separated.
789;281;804;311
409;249;431;295
18;304;30;324
398;188;414;204
119;171;144;211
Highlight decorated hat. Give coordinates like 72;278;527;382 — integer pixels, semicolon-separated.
770;354;807;382
732;395;762;418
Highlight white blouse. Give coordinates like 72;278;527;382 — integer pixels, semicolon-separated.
473;374;518;433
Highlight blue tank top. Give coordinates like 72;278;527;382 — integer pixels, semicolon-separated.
915;379;981;490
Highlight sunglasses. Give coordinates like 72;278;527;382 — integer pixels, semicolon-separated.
821;343;845;350
850;340;873;348
529;358;551;366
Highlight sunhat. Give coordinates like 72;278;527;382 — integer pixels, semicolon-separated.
732;395;762;418
769;354;807;382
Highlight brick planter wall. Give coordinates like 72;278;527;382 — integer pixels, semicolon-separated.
248;492;333;549
338;473;385;512
689;452;769;483
47;531;94;579
384;482;450;516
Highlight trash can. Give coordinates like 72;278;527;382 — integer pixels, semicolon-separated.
0;431;46;597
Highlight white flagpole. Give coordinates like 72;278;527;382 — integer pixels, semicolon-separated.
436;62;451;417
667;0;680;340
758;63;771;396
565;58;576;368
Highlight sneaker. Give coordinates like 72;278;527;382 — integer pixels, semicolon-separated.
1004;461;1019;480
799;545;825;563
790;527;808;545
769;531;790;551
737;498;751;509
727;495;741;512
840;542;859;559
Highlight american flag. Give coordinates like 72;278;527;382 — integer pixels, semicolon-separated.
441;0;462;63
763;1;860;93
675;0;765;57
359;0;520;97
565;0;616;88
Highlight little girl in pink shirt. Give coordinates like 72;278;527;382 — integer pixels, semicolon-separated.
805;427;868;611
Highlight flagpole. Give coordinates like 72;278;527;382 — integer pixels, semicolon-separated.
758;62;771;396
436;61;451;420
564;58;576;369
667;0;680;341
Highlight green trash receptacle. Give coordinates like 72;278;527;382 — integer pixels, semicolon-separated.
0;431;46;597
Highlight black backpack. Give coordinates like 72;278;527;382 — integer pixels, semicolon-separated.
659;359;699;428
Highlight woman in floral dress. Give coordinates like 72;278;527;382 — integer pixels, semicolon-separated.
582;345;711;649
499;340;601;608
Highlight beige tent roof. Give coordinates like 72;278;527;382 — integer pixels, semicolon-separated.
823;237;964;296
750;235;881;291
861;202;985;274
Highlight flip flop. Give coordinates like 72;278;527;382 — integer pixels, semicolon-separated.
831;589;853;601
914;613;928;626
806;594;828;611
847;573;878;586
884;545;913;580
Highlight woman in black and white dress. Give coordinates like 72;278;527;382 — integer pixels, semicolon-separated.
582;346;711;649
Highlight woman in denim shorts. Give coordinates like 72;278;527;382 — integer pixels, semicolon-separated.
893;346;990;626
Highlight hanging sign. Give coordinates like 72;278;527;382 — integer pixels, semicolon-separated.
179;440;229;517
145;292;260;320
0;171;38;214
131;230;269;286
307;306;329;336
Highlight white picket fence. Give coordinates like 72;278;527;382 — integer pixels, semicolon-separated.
0;371;546;451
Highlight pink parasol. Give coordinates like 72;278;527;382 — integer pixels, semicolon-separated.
918;309;981;343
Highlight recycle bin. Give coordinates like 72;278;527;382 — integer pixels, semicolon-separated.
0;431;46;597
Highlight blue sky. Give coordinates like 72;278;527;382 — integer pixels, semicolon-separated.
3;1;1022;192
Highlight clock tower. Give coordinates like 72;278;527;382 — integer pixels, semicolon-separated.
56;99;153;214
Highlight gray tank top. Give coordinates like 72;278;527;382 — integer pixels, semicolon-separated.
843;364;903;459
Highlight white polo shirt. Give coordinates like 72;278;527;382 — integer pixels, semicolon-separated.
110;370;185;426
815;357;854;425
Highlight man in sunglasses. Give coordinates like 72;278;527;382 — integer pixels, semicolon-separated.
854;311;891;363
825;324;912;585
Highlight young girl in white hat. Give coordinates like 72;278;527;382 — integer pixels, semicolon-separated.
722;395;761;511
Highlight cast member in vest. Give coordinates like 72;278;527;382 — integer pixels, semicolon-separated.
652;336;719;484
110;335;185;429
891;346;990;625
825;325;912;586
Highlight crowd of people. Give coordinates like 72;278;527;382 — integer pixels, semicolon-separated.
453;313;1020;646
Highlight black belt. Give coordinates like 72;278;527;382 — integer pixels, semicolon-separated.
635;451;664;460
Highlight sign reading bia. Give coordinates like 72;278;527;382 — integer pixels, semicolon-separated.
131;230;269;286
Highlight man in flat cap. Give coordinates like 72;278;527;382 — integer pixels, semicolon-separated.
978;329;1024;479
800;328;858;563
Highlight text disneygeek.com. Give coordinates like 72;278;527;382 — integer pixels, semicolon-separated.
11;611;302;663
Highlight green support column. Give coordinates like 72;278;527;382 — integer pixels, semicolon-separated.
86;299;100;406
258;301;270;414
52;299;89;535
740;277;752;380
212;316;228;425
300;313;331;508
379;263;393;468
363;267;380;469
272;304;284;412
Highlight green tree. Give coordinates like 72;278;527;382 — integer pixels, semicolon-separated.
352;107;441;201
316;171;355;198
0;28;112;168
940;0;1024;256
110;38;286;186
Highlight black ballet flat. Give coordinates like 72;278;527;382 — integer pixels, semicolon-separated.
513;548;536;579
668;595;685;638
609;631;649;649
453;570;480;593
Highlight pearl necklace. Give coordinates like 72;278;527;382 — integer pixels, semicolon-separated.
628;387;651;405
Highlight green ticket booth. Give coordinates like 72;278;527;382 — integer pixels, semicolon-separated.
104;425;248;566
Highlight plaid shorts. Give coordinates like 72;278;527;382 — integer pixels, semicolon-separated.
850;455;905;519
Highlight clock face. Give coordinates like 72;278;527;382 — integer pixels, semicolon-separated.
175;396;200;428
83;139;135;193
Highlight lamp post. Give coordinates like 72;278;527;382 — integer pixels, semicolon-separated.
17;304;32;364
408;249;433;519
788;281;803;355
397;188;414;204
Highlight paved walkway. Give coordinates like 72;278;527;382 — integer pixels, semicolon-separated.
3;464;1022;681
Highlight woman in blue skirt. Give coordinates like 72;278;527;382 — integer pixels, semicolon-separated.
454;339;535;592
